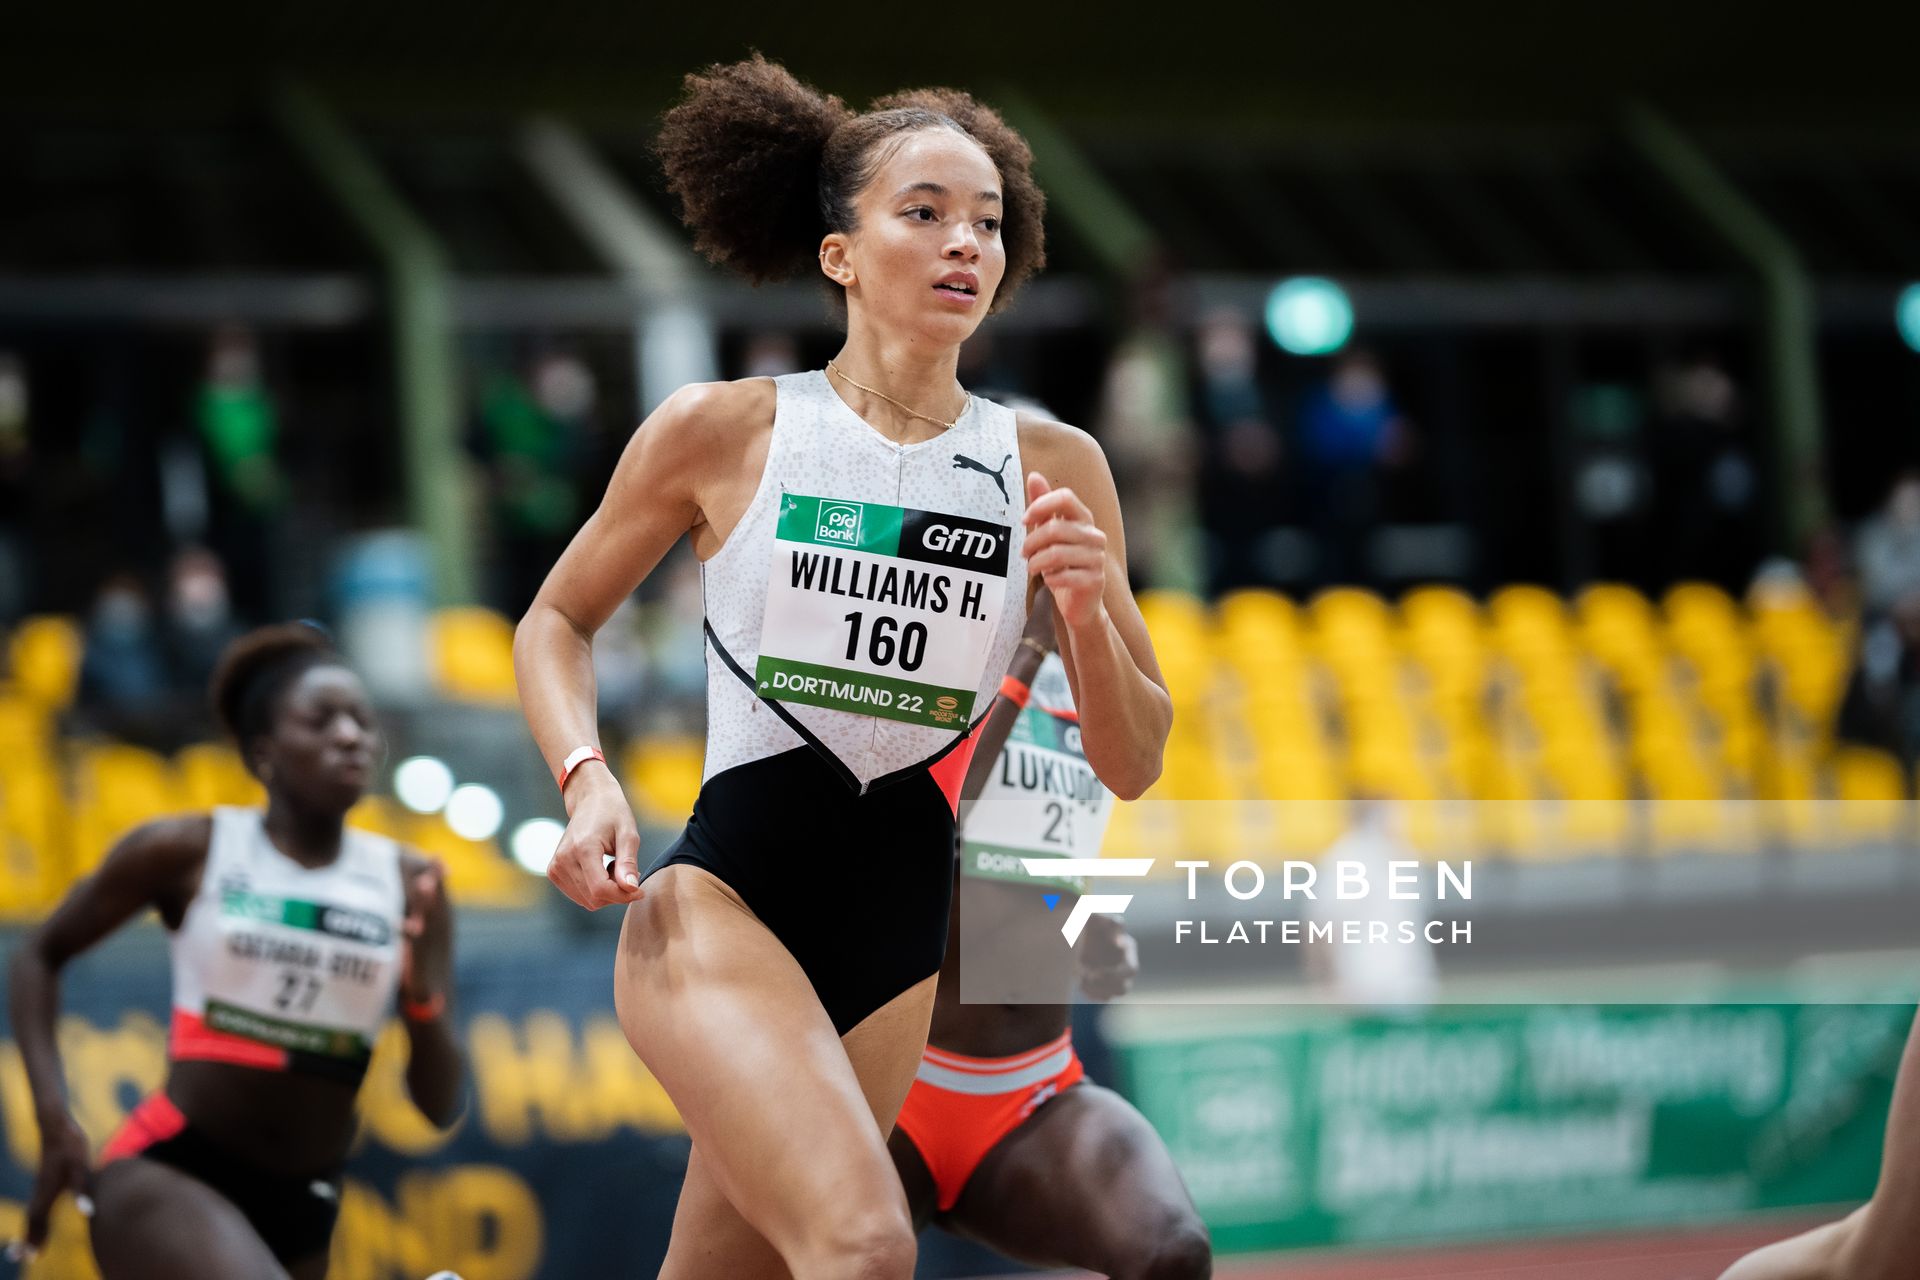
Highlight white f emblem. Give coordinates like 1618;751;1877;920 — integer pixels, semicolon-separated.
1020;858;1155;944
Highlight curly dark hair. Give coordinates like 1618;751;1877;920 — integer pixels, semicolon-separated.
208;621;344;751
656;55;1047;315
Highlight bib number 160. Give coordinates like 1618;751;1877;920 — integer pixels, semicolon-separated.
842;611;927;672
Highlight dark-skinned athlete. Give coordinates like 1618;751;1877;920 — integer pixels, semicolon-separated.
890;589;1212;1279
6;623;465;1279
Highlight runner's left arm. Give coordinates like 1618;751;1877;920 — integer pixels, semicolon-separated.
396;851;464;1128
1017;414;1171;800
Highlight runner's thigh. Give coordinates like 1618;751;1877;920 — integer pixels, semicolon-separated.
90;1157;290;1280
618;865;932;1274
948;1083;1210;1276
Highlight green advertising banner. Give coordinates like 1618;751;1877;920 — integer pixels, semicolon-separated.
1118;1004;1910;1254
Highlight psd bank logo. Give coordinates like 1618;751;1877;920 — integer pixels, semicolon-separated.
816;500;862;546
1021;858;1154;944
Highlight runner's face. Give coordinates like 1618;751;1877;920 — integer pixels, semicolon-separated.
261;665;380;814
834;129;1006;345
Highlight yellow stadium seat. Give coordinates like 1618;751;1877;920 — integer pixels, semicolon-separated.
405;817;537;908
10;615;83;709
1828;749;1907;840
1215;588;1300;637
1401;585;1481;633
1833;747;1907;803
0;690;51;758
0;764;69;919
429;607;519;705
69;742;184;872
1490;584;1567;628
622;736;704;825
1311;587;1393;634
348;794;410;840
174;742;264;810
1137;592;1214;708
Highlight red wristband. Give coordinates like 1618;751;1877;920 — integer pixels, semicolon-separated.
558;746;607;793
402;991;446;1023
999;674;1032;708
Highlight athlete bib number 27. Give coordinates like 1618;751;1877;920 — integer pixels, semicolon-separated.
756;493;1010;729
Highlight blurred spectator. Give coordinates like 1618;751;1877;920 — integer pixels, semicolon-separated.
76;573;169;744
473;349;597;614
1839;472;1920;782
195;325;286;616
1193;308;1285;592
163;545;243;699
1857;470;1920;613
1095;263;1202;592
1651;353;1762;593
1298;349;1413;586
1303;798;1439;1009
0;352;31;624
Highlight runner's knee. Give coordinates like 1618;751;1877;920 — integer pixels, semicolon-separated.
1118;1215;1211;1280
796;1206;915;1280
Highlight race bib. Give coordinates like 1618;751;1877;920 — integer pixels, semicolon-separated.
209;887;397;1060
961;699;1112;887
756;493;1011;728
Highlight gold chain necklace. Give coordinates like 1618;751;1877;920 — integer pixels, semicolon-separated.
826;360;971;432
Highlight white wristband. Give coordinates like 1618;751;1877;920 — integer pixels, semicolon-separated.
558;745;606;792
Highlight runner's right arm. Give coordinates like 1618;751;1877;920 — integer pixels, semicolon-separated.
1074;913;1138;1002
6;815;209;1253
513;379;759;911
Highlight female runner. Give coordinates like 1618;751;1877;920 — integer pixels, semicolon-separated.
7;622;463;1279
891;591;1210;1279
513;56;1171;1279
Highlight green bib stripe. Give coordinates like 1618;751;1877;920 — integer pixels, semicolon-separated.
204;999;372;1061
220;889;393;946
753;655;975;728
960;843;1090;891
778;494;905;556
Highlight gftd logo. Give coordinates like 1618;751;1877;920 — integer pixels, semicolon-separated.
1020;859;1154;944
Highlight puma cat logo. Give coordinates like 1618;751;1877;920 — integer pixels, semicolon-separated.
952;452;1013;504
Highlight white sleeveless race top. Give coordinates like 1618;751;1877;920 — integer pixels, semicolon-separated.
700;370;1029;793
169;807;407;1081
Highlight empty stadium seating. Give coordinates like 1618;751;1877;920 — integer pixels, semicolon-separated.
1;583;1913;909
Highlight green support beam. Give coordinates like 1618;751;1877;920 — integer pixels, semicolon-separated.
1624;102;1827;553
991;88;1157;279
273;82;474;604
